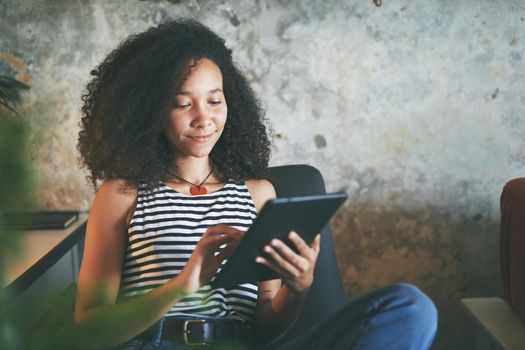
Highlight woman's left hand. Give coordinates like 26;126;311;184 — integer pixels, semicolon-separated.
256;231;321;294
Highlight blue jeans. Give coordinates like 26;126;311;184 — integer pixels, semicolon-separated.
113;283;437;350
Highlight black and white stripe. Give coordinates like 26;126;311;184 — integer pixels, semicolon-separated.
117;181;259;323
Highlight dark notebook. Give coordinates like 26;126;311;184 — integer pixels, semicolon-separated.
2;211;79;230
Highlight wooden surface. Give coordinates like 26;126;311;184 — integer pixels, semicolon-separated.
3;214;88;291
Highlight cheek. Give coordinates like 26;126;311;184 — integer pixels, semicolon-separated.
164;115;184;140
218;106;228;128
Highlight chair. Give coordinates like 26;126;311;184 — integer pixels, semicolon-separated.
461;178;525;349
500;177;525;322
267;164;348;346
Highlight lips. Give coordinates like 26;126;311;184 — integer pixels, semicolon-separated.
188;133;213;142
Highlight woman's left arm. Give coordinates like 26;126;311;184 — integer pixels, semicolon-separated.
255;232;320;343
246;179;321;344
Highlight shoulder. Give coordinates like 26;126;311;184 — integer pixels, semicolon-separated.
92;179;138;222
96;178;137;202
244;178;276;213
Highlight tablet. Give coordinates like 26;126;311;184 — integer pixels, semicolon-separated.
210;192;347;288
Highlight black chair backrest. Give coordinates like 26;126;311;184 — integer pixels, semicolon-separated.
267;164;347;344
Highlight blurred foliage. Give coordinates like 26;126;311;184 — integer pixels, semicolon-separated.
0;117;34;211
0;75;32;350
0;77;30;115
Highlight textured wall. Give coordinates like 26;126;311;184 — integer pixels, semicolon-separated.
2;0;524;348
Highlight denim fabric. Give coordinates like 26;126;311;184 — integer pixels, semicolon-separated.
113;283;437;350
260;283;438;350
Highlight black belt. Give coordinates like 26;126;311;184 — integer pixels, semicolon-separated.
139;317;251;347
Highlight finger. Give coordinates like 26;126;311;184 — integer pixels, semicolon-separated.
223;230;243;244
263;244;303;277
204;232;240;251
255;255;294;279
289;231;320;261
204;228;244;244
288;231;312;257
268;239;310;273
311;233;321;255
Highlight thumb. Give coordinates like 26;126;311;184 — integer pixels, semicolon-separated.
311;233;321;253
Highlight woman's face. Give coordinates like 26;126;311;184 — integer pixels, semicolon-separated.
164;58;228;160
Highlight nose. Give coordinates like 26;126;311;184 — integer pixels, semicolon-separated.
190;102;213;129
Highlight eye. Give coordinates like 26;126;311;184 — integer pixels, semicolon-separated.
209;100;222;106
174;102;191;109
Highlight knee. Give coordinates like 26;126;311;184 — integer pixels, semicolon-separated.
387;283;438;333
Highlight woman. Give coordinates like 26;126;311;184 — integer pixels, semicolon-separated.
75;19;437;349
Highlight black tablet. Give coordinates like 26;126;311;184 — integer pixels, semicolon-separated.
210;192;347;288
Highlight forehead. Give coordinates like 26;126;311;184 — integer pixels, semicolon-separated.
177;58;223;91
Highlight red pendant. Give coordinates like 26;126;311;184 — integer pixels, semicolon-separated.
190;186;208;195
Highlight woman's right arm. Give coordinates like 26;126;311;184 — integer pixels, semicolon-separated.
73;179;188;349
72;179;243;349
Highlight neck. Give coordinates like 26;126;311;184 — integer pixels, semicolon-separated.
168;157;217;184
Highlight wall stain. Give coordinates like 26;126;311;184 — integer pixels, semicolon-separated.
0;54;31;83
492;88;500;100
229;13;240;27
314;134;327;149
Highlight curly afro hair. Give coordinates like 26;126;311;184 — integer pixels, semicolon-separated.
78;18;272;190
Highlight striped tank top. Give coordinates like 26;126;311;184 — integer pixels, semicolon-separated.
118;180;259;324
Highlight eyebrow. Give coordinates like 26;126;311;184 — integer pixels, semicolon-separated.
176;88;223;96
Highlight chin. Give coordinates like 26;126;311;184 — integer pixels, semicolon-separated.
191;152;212;158
176;138;220;158
188;146;215;158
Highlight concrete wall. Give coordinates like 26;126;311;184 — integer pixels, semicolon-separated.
2;0;524;348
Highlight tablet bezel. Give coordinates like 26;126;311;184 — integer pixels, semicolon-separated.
209;192;347;289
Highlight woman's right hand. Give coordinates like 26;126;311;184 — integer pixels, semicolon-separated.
177;224;244;294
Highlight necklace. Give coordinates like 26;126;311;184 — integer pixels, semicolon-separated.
166;165;215;195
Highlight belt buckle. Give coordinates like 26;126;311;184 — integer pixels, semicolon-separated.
183;319;209;346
